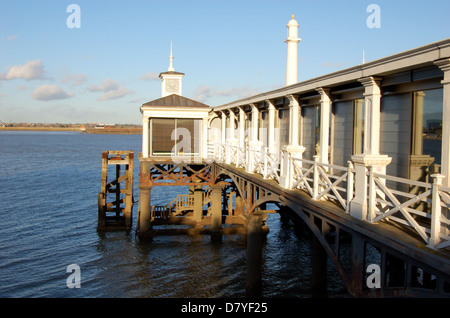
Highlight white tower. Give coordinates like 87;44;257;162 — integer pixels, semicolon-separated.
159;41;184;97
285;15;301;86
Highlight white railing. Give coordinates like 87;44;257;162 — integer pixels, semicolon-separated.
206;141;449;250
249;146;280;182
368;169;450;249
291;155;355;213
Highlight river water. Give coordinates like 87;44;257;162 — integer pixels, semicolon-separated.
0;131;349;298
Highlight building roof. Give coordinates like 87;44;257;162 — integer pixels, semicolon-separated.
159;71;185;77
142;94;210;108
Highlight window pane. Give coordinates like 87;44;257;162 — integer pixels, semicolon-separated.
176;119;195;155
333;101;353;167
152;118;176;156
380;93;411;179
411;88;443;181
302;106;317;161
279;109;290;149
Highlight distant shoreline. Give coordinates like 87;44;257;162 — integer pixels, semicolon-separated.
0;127;142;135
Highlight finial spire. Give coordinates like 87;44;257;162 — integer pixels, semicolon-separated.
168;41;174;72
292;14;295;19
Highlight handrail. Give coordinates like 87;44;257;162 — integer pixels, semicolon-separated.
206;141;448;250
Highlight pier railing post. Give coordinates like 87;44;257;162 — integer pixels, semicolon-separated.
313;155;320;200
346;161;354;214
280;145;305;189
349;154;391;221
430;174;444;248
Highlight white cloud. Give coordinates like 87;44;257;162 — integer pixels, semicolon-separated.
192;85;260;102
139;72;160;81
62;73;87;86
4;59;45;80
87;79;133;101
31;84;74;101
7;34;18;41
321;61;346;68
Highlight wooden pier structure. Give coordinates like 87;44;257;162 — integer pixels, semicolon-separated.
98;151;134;230
97;18;450;297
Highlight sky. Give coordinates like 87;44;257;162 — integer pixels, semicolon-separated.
0;0;449;125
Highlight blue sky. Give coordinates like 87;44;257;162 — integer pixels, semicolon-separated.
0;0;449;124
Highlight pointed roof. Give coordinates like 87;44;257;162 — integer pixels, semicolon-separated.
142;94;210;108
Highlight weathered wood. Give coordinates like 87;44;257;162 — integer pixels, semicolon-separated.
98;151;134;231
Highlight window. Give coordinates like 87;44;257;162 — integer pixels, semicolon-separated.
411;88;443;181
332;101;353;167
302;106;319;161
151;118;201;156
278;108;290;150
380;93;412;179
353;99;365;155
259;111;269;147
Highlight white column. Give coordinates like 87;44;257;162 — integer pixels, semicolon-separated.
435;58;450;186
228;109;236;140
221;111;226;144
220;111;227;162
359;76;382;155
350;76;391;221
280;95;305;189
246;104;262;173
287;95;300;146
316;88;331;165
250;103;259;144
238;107;246;148
266;99;276;155
142;116;149;158
201;117;208;160
285;15;301;86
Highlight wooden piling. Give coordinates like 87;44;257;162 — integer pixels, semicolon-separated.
97;151;134;231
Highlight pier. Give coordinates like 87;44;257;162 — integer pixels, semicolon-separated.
98;16;450;297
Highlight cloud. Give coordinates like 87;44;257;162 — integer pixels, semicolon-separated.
87;79;133;101
31;84;74;101
139;72;160;81
321;61;346;68
7;34;18;41
4;59;45;80
192;85;260;102
61;73;87;86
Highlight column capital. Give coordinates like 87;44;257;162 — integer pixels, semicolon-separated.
351;154;392;168
358;76;382;87
434;58;450;72
249;103;258;109
286;94;299;107
265;99;275;109
434;58;450;85
358;76;382;96
315;87;331;102
315;87;330;95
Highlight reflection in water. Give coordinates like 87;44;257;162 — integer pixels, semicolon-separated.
0;131;349;298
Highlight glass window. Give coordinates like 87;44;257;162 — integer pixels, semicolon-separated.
353;99;365;155
302;106;319;161
380;93;412;179
259;111;269;147
152;118;176;156
411;88;443;181
151;118;200;156
332;101;354;167
278;109;290;150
